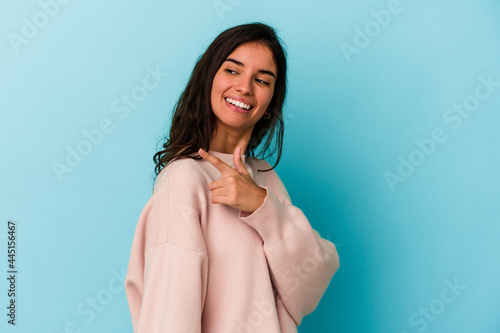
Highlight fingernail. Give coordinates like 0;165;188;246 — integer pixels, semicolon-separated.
199;148;205;155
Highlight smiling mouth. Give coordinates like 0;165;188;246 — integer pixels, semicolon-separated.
225;97;253;111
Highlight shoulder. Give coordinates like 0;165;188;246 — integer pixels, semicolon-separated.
247;155;273;171
153;155;209;195
247;156;292;203
247;155;279;179
137;156;208;254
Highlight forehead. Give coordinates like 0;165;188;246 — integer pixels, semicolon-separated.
226;42;277;72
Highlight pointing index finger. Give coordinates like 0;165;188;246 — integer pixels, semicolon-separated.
198;148;233;175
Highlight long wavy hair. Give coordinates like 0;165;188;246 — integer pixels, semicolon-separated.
152;22;288;189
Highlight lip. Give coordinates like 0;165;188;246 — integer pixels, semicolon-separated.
224;96;255;114
225;95;254;107
225;98;250;114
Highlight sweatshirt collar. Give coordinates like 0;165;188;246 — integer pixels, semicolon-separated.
207;149;247;166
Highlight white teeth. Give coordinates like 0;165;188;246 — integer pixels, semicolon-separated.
225;97;251;110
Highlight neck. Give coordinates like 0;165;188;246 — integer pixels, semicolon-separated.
207;149;247;165
209;123;253;155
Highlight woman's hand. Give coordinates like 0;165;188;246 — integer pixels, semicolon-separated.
199;146;267;214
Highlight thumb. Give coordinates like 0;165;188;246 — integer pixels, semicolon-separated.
233;146;249;175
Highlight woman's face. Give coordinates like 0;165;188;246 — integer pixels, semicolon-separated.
210;41;277;135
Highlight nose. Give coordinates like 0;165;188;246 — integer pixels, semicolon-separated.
234;75;253;95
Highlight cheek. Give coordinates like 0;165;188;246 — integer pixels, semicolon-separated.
212;71;229;91
211;77;219;96
211;76;223;105
261;89;274;107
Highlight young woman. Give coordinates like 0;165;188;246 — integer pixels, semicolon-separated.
124;22;340;333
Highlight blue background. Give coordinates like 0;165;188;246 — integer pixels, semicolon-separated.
1;0;499;332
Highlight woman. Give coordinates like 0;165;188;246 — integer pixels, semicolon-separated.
124;22;340;332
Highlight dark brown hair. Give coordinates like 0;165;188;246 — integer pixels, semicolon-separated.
152;22;288;188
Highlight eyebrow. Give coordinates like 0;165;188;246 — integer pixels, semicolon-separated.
224;58;276;79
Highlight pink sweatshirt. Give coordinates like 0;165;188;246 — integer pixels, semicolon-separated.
124;150;340;332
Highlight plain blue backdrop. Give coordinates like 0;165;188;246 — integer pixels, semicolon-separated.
1;0;499;332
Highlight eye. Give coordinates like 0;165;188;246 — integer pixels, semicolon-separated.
256;78;270;85
225;69;237;74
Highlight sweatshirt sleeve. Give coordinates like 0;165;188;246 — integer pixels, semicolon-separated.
238;162;340;326
124;162;209;333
